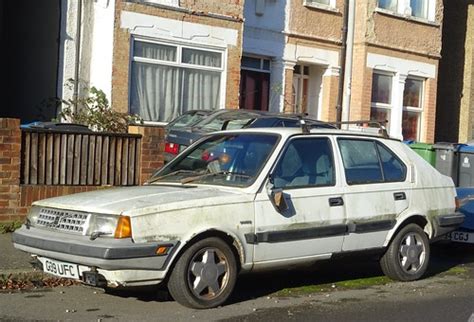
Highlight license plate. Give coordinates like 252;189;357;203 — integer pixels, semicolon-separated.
39;257;80;280
447;231;474;243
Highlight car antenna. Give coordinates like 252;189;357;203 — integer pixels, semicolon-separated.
298;114;310;134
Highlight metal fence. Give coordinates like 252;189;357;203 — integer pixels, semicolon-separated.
21;129;142;186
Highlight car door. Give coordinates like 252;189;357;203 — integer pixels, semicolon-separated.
251;136;346;265
337;138;410;251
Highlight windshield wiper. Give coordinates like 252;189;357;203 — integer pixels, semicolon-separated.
180;171;252;184
147;169;204;184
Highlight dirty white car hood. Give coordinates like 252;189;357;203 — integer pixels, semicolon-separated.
33;184;250;216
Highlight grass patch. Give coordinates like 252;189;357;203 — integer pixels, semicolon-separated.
337;276;391;289
273;276;392;297
442;266;469;276
0;221;23;234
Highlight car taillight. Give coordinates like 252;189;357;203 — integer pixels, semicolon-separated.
165;142;179;155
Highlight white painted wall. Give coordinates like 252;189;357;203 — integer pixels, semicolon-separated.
57;0;79;102
307;65;325;119
57;0;115;105
89;0;115;101
120;11;238;47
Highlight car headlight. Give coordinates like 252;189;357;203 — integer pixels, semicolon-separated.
26;206;41;228
86;215;119;238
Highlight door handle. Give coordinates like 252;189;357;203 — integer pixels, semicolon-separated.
329;197;344;207
393;192;406;201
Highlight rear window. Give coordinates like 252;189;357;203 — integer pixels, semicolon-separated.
338;139;406;185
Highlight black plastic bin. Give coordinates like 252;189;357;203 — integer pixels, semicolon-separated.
433;142;461;186
458;145;474;187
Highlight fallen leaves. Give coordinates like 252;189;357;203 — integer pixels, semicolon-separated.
0;273;80;291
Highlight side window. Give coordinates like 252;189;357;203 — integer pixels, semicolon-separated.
376;143;407;182
338;139;407;185
273;138;335;189
338;139;383;184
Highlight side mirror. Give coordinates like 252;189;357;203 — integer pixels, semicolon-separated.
271;188;289;213
266;174;288;213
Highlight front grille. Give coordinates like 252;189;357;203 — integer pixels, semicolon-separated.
36;208;90;234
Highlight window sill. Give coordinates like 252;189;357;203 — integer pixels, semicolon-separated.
404;107;423;112
374;8;440;27
128;0;179;8
303;2;341;15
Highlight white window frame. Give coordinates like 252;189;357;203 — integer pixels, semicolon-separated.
402;76;424;141
376;0;436;22
371;71;395;131
303;0;338;12
139;0;179;7
129;37;227;125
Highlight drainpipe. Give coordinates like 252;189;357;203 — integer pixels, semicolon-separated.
340;0;355;128
336;0;350;125
73;0;83;112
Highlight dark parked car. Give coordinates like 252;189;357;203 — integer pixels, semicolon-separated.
164;110;214;134
164;109;335;162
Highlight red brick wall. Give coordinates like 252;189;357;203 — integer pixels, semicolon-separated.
0;119;21;222
422;77;438;143
129;125;166;184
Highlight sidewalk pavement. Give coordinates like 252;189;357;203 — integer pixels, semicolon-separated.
0;233;36;275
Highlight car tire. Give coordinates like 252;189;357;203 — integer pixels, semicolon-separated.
167;237;237;309
380;223;430;281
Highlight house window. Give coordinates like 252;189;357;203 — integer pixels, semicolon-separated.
130;40;224;122
409;0;429;19
239;56;270;111
370;72;393;130
377;0;433;21
378;0;398;11
402;78;423;141
304;0;336;9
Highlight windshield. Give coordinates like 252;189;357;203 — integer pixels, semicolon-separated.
149;133;279;187
167;112;210;129
200;116;255;132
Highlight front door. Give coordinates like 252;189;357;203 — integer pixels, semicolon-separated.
252;136;345;265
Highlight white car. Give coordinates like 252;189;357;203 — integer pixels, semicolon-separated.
13;127;463;309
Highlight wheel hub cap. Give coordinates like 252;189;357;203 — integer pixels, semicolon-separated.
201;264;219;283
399;232;426;274
188;248;228;299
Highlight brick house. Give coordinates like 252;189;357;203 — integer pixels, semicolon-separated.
0;0;447;222
54;0;244;126
56;0;442;144
242;0;442;142
0;1;445;142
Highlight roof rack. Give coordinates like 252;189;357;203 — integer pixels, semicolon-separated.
297;114;311;134
327;120;389;138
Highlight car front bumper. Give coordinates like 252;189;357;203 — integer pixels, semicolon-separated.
12;226;178;287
